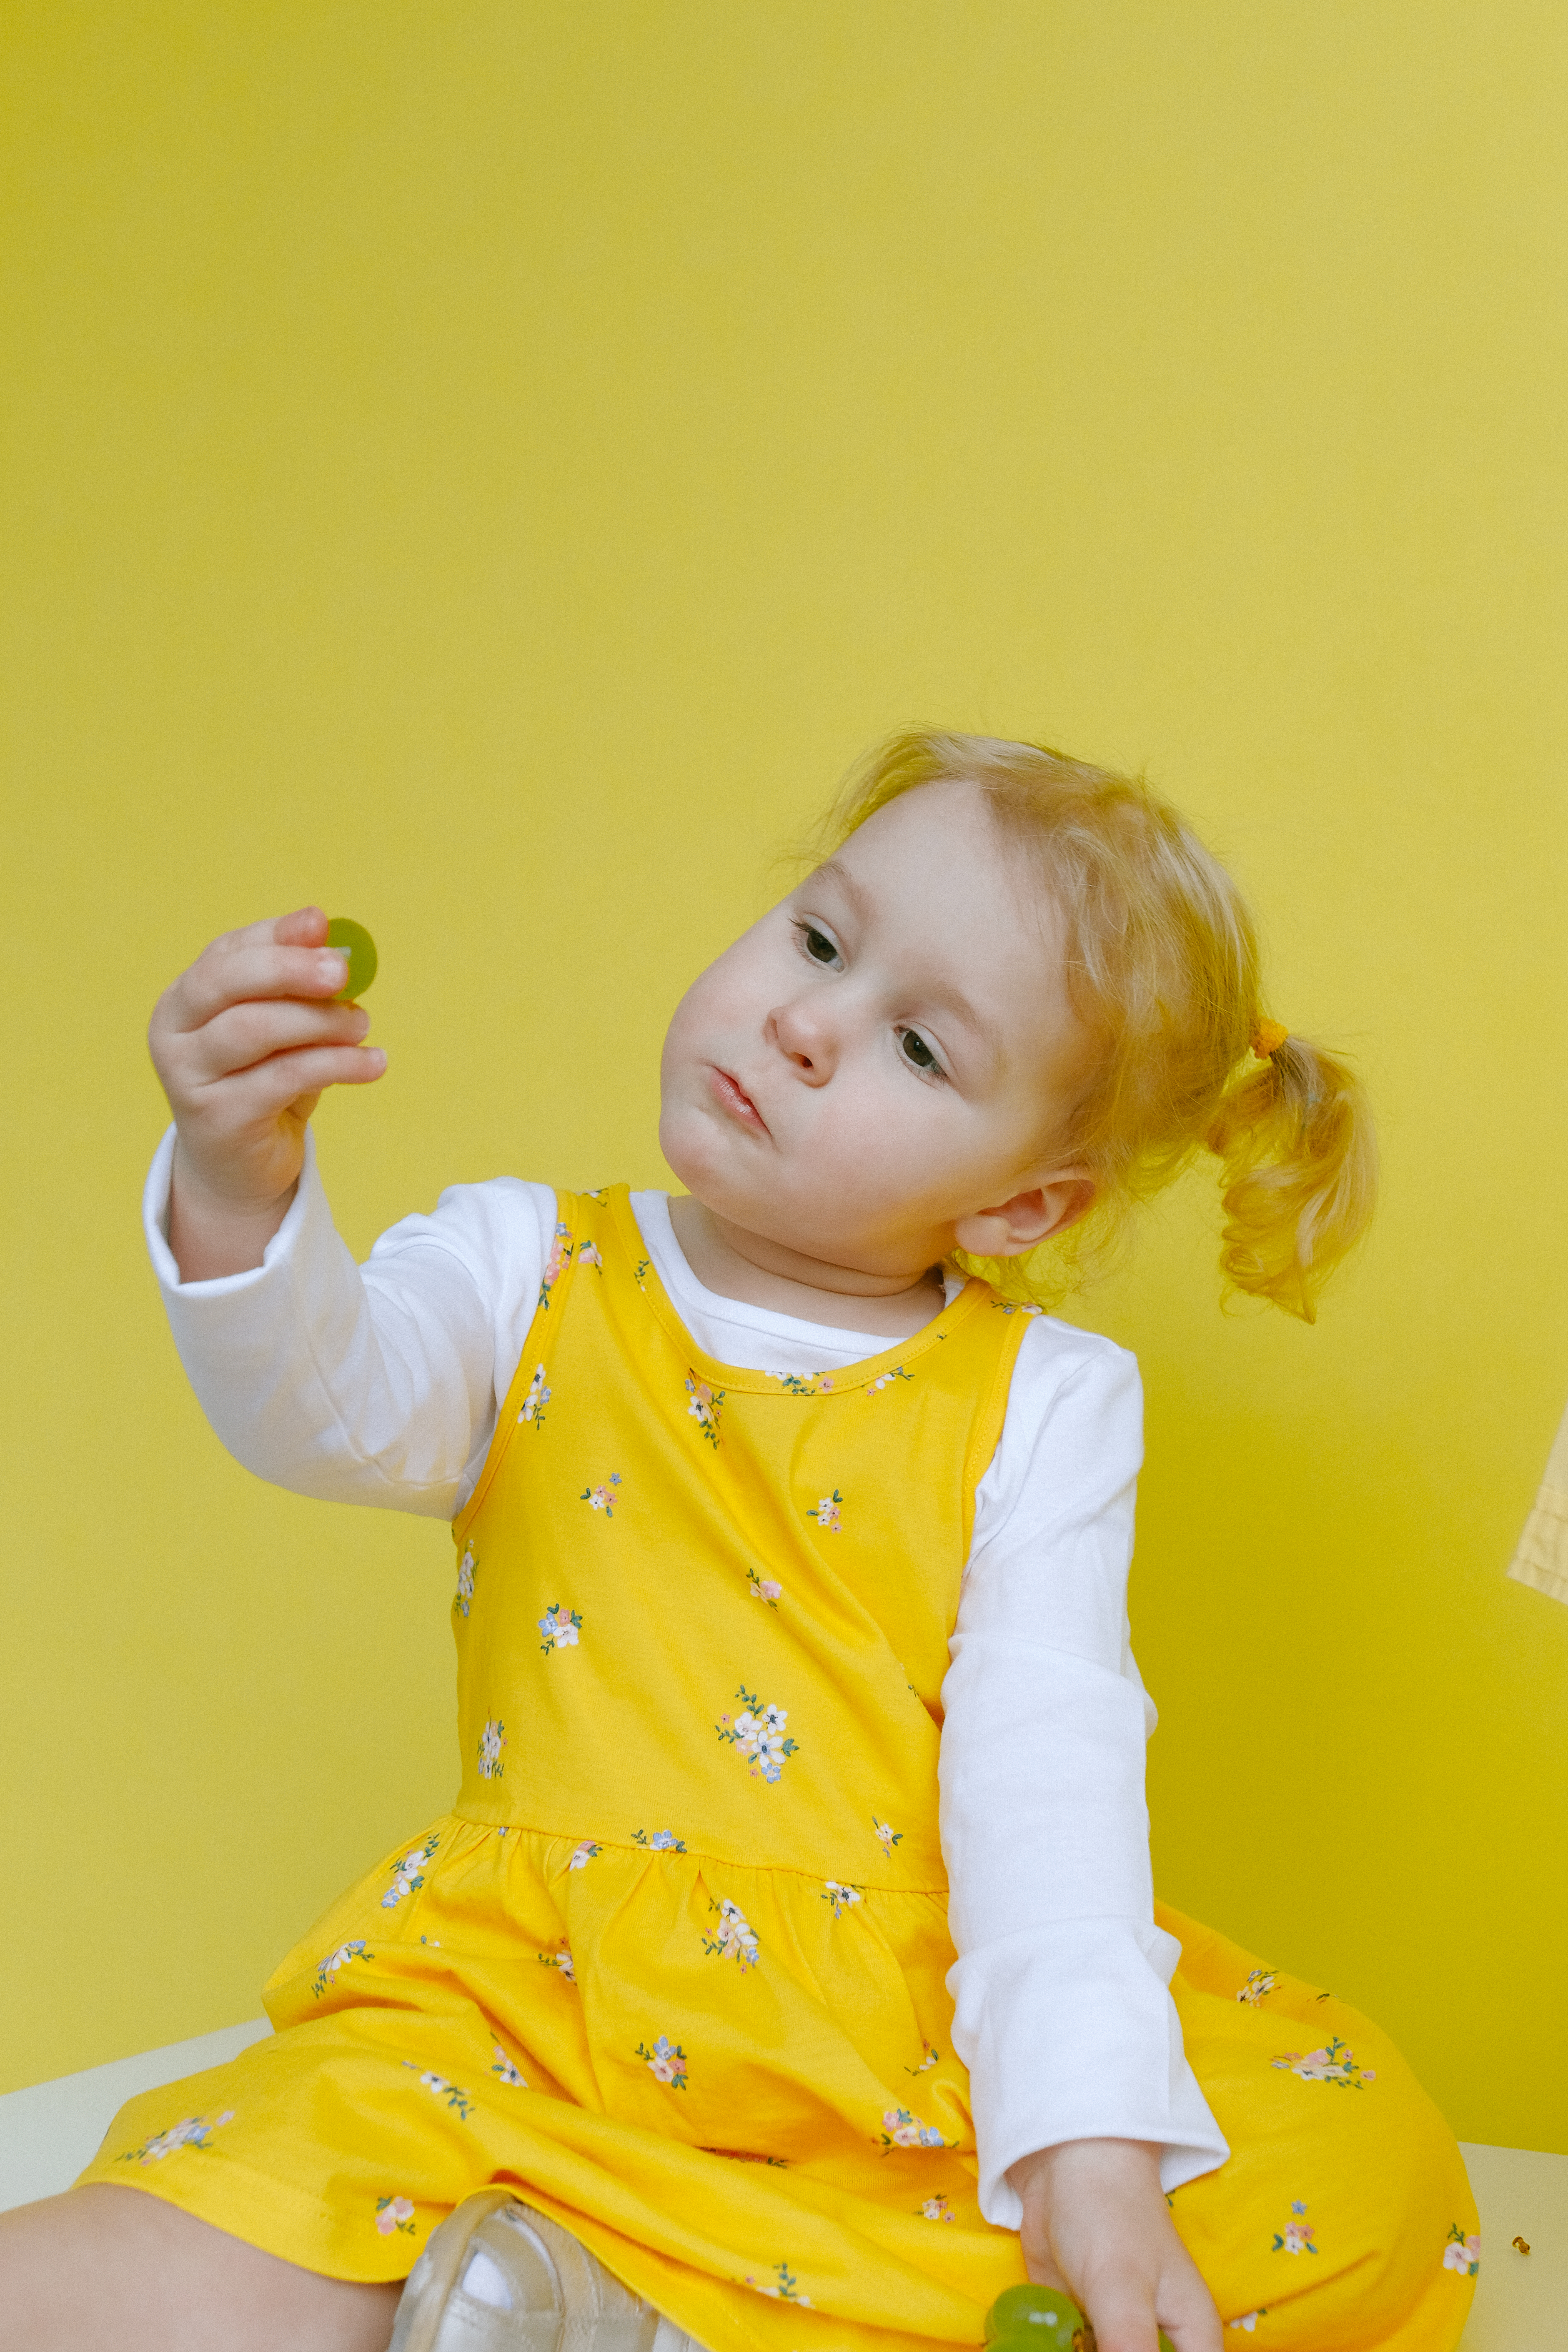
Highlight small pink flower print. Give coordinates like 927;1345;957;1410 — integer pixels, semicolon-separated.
1272;2202;1316;2257
807;1490;843;1533
454;1544;476;1616
568;1839;600;1869
702;1897;759;1969
538;1604;583;1654
491;2045;525;2086
1442;2225;1481;2277
478;1717;506;1779
873;1818;902;1855
685;1375;724;1447
716;1687;798;1782
577;1241;604;1271
744;2263;812;2305
1271;2036;1373;2088
539;1225;573;1309
517;1365;551;1427
636;2034;688;2088
749;1576;783;1607
581;1475;622;1515
1237;1969;1278;2005
919;2195;954;2222
879;2106;945;2152
376;2195;417;2236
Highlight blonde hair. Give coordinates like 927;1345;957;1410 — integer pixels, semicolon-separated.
823;731;1376;1322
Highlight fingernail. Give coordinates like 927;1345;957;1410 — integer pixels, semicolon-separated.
318;951;348;984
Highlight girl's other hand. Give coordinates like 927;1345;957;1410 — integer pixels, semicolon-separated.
1007;2140;1222;2352
148;906;387;1281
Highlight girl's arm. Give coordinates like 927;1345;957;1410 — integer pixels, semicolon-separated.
144;1125;554;1516
939;1328;1227;2346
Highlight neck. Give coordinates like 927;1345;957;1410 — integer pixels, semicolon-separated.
665;1197;949;1338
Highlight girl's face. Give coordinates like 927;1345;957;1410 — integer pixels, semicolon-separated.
659;779;1093;1281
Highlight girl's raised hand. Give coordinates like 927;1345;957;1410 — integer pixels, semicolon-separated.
1008;2140;1222;2352
148;906;386;1281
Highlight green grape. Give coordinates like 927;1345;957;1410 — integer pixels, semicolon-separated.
984;2286;1172;2352
326;917;378;1001
985;2285;1084;2341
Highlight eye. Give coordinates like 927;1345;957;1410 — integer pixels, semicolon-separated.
796;922;841;967
898;1028;944;1078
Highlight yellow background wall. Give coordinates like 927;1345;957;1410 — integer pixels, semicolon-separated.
4;3;1566;2152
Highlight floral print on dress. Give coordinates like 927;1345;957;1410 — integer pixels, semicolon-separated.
632;1828;687;1851
581;1474;623;1515
822;1880;863;1917
685;1375;724;1448
749;1575;783;1607
992;1300;1044;1316
381;1834;439;1910
780;1373;833;1396
919;2194;954;2222
744;2262;812;2305
376;2194;418;2235
538;1938;576;1983
905;2041;939;2075
873;1818;903;1855
1272;2201;1316;2256
1237;1969;1279;2006
538;1603;583;1654
866;1366;913;1395
1443;2224;1482;2277
879;2107;946;2153
539;1224;573;1311
1227;2317;1265;2334
517;1365;551;1428
717;1687;799;1782
568;1839;601;1869
1271;2035;1375;2087
403;2062;473;2120
491;2044;526;2086
807;1490;843;1533
637;2035;688;2089
115;2109;234;2165
478;1717;506;1780
454;1544;477;1618
311;1940;372;1999
703;1897;759;1970
577;1240;604;1272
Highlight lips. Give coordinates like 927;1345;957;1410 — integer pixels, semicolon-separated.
710;1067;767;1134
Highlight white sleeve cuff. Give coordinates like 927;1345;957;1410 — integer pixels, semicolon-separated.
948;1918;1230;2226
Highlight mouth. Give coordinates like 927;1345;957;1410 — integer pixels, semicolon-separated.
709;1067;768;1135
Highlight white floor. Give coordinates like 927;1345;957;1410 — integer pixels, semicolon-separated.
0;2027;1561;2345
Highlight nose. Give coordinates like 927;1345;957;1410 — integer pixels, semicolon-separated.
766;992;837;1084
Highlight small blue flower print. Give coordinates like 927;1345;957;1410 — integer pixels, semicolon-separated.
115;2109;235;2165
637;2035;688;2089
631;1828;686;1851
581;1474;622;1515
517;1364;551;1428
538;1603;582;1654
702;1897;759;1969
716;1686;799;1783
381;1834;439;1910
311;1940;372;1999
822;1881;863;1918
879;2106;947;2154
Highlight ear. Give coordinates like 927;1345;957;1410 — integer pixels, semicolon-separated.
952;1170;1096;1260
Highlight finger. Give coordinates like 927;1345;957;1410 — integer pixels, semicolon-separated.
171;941;352;1032
206;906;329;957
1078;2283;1162;2352
193;1044;388;1122
184;997;371;1086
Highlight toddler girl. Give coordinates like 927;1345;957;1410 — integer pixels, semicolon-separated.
0;734;1477;2352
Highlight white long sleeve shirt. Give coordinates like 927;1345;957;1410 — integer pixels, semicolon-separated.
143;1127;1227;2223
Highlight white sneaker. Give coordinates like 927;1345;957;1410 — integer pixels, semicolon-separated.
388;2191;701;2352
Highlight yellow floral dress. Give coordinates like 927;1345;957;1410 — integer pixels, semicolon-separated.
83;1187;1478;2351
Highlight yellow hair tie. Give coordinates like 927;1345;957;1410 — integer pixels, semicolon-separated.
1251;1018;1289;1060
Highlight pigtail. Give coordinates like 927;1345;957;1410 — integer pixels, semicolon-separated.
1205;1035;1377;1323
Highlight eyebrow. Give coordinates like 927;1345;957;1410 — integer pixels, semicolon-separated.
810;857;1005;1076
